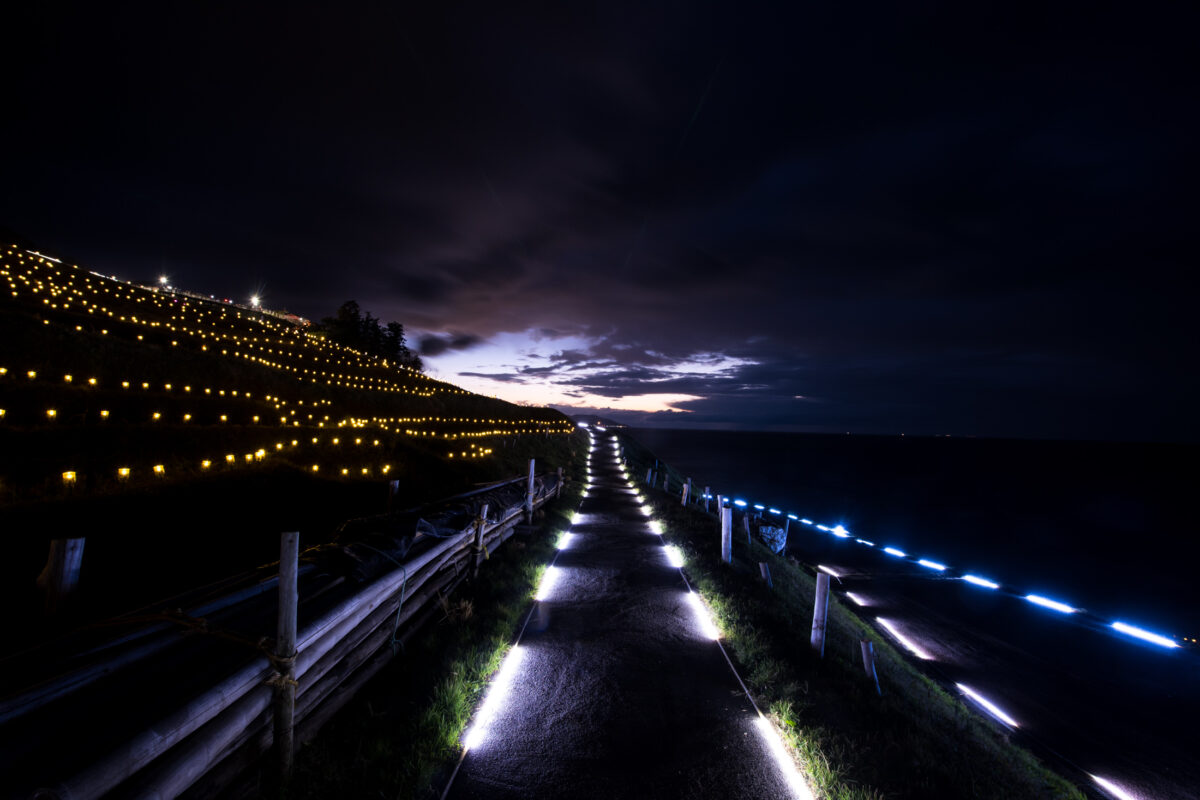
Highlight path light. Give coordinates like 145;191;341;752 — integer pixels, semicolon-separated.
917;559;946;571
883;547;907;558
535;566;561;601
1089;775;1138;800
956;684;1018;728
962;575;999;589
753;716;815;800
876;618;932;660
1025;594;1077;614
686;591;720;640
664;545;684;568
1111;621;1179;649
463;645;526;751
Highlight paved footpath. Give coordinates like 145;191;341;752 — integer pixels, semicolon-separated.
445;431;802;800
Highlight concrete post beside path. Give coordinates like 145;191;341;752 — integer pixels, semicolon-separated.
811;572;830;658
721;501;732;564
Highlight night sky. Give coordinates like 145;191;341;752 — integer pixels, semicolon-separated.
4;3;1197;441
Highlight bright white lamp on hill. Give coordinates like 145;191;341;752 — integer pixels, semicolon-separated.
250;295;260;308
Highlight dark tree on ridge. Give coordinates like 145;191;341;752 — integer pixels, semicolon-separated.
317;300;423;371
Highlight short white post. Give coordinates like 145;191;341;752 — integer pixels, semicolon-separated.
744;513;752;544
680;482;689;506
784;517;791;536
860;640;882;694
525;458;536;523
685;477;693;505
811;572;830;657
274;531;299;783
704;486;711;513
556;466;563;498
720;501;732;563
662;474;669;493
37;538;86;616
646;467;653;484
759;562;773;588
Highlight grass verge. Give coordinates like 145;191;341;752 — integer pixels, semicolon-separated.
621;432;1085;800
286;478;584;799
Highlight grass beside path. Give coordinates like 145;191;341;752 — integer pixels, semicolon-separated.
620;432;1085;800
286;481;584;800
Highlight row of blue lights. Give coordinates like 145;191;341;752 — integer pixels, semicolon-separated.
631;444;1156;799
711;496;1184;650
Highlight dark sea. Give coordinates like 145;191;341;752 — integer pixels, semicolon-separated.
626;428;1200;639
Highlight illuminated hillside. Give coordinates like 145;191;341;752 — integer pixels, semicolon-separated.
0;244;575;500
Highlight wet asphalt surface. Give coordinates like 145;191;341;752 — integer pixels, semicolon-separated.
445;433;799;800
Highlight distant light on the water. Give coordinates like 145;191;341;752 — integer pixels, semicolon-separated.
962;574;999;589
883;547;907;558
1025;594;1077;614
1111;621;1179;649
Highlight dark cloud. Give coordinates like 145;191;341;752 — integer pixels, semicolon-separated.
3;3;1197;440
418;332;484;357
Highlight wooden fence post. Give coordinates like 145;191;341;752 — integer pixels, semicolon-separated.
744;513;752;545
704;486;711;513
387;479;400;513
524;458;536;523
274;531;299;783
861;640;882;695
37;538;86;617
721;501;732;564
473;503;490;578
680;482;689;506
759;562;773;588
646;467;653;485
556;466;563;498
811;572;830;658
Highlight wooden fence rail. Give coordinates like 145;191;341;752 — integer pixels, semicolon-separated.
2;468;566;800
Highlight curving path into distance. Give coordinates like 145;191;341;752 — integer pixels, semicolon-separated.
442;432;811;800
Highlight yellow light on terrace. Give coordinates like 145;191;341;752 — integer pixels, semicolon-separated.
341;468;349;475
225;454;236;463
220;415;227;422
361;467;369;475
152;412;162;420
122;381;129;388
311;464;319;472
252;415;259;423
254;449;266;461
117;467;130;479
46;409;57;419
244;453;254;463
88;377;97;385
183;414;191;422
201;460;212;469
64;374;73;383
62;471;77;486
27;370;36;379
153;464;165;476
275;442;284;450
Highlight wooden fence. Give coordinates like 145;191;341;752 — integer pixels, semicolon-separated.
0;462;566;799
